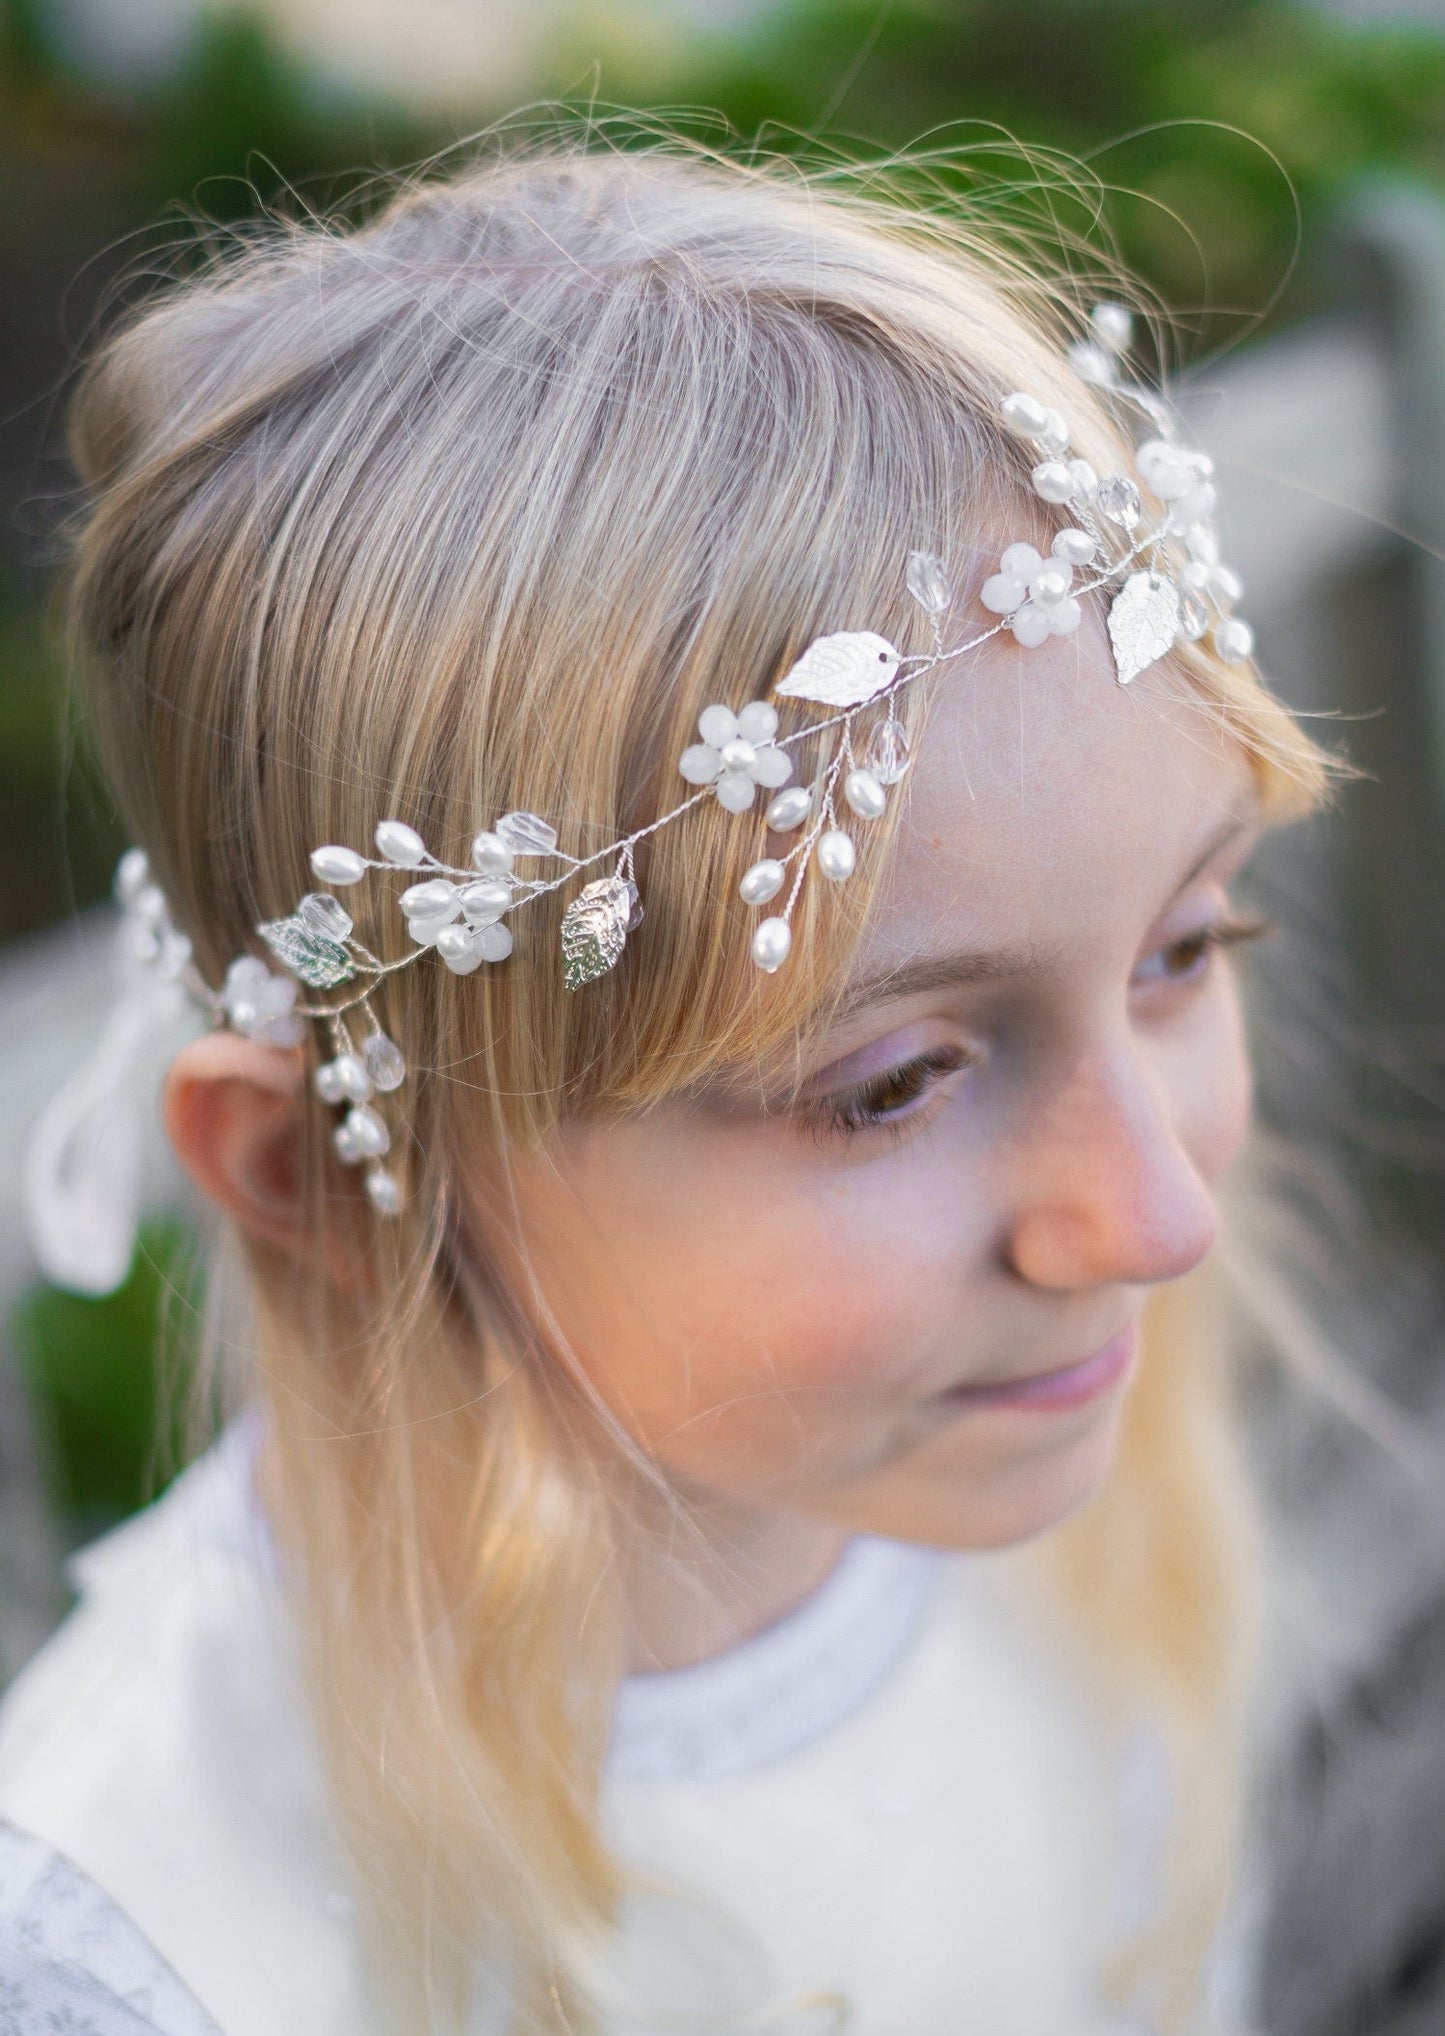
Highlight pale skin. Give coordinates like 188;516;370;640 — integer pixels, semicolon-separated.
166;615;1265;1675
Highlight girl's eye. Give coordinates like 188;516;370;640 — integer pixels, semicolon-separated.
803;1044;973;1143
1134;911;1276;988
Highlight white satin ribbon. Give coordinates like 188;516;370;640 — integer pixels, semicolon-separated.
22;925;191;1296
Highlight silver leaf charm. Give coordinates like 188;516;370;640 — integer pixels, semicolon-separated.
774;631;901;710
1107;572;1181;686
258;915;356;988
561;877;633;991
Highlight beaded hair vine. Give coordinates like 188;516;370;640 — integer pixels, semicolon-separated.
96;304;1252;1223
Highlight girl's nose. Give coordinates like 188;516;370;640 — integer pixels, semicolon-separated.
1002;1042;1219;1292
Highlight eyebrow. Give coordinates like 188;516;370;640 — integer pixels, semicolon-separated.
831;805;1262;1020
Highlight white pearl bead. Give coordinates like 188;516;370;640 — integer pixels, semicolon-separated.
1000;391;1048;436
739;858;785;906
459;878;510;924
401;879;457;920
475;920;514;962
470;831;515;877
718;737;757;773
333;1053;373;1103
844;769;886;820
1067;459;1097;500
816;830;856;882
333;1120;363;1165
374;820;426;867
1052;528;1095;566
1215;619;1255;664
365;1169;402;1217
310;845;367;886
736;700;778;743
344;1105;390;1159
751;917;792;972
314;1061;347;1105
765;786;811;832
437;925;483;974
1210;565;1243;603
1030;460;1075;504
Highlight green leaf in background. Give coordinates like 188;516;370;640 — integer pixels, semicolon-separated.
9;1216;208;1545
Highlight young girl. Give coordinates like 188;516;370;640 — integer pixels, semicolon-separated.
0;131;1345;2036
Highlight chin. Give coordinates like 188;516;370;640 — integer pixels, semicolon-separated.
839;1393;1129;1553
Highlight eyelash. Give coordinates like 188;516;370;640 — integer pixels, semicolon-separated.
805;912;1276;1143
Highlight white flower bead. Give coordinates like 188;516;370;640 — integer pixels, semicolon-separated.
375;820;426;867
1001;542;1044;582
681;701;793;808
1210;565;1243;603
751;917;792;972
475;920;514;962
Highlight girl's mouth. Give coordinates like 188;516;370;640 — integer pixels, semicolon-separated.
940;1323;1138;1414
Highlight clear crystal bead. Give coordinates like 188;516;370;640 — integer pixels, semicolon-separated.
1177;589;1210;642
495;810;559;857
298;892;354;943
865;717;911;785
905;551;951;616
1096;476;1143;530
362;1031;407;1092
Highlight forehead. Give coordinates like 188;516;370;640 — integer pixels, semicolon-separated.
853;614;1257;985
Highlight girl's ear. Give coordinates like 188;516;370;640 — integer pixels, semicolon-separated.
163;1030;360;1285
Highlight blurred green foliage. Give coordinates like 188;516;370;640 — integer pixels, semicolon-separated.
9;1217;207;1543
639;0;1445;328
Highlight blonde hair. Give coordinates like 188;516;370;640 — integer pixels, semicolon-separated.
63;124;1346;2034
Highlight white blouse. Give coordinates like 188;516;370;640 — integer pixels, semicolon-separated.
0;1419;1255;2035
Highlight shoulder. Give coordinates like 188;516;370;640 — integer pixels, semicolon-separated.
0;1420;375;2036
0;1819;222;2035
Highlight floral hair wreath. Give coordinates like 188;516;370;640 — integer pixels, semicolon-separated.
112;304;1253;1220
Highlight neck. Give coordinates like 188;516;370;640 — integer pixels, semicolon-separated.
616;1494;853;1675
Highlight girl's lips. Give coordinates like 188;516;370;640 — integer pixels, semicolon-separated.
941;1323;1138;1414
